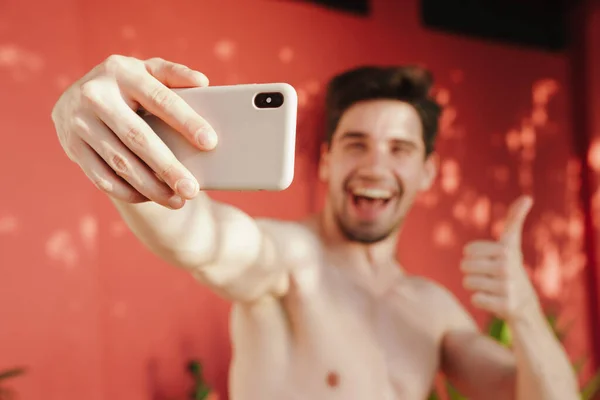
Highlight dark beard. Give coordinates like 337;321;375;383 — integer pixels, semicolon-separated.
335;214;401;244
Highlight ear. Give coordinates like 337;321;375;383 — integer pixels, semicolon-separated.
419;152;438;191
318;142;330;183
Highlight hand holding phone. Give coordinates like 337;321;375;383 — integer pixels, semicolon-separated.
142;83;297;191
51;55;297;211
52;55;219;208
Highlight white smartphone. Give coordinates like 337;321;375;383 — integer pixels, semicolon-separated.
141;83;298;191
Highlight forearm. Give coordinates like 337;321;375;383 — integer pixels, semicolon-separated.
111;194;218;268
510;306;579;400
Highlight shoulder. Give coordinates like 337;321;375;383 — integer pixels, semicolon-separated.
256;216;316;237
255;216;324;263
401;276;477;331
400;276;457;304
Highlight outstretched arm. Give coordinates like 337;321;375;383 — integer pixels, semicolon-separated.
52;55;311;303
112;195;294;303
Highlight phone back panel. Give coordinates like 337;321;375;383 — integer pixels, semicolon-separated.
143;83;297;191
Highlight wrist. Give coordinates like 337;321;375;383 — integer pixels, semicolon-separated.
506;299;545;328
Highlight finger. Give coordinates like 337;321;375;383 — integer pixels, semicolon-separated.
471;292;506;316
463;275;506;295
71;138;146;203
500;195;533;245
80;82;200;199
463;241;506;258
71;112;186;208
144;57;209;88
460;258;507;277
119;71;218;151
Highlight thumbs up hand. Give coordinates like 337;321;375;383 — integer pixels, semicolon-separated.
460;195;541;322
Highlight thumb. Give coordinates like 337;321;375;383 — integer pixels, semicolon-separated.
144;58;209;88
500;195;533;245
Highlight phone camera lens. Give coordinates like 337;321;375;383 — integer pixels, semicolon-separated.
254;92;284;109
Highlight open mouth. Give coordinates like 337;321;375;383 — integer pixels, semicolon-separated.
348;187;396;220
351;187;392;206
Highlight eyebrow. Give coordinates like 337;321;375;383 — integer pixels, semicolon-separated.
390;138;418;149
338;131;420;148
338;131;368;141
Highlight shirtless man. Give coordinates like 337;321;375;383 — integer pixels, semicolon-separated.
51;55;578;400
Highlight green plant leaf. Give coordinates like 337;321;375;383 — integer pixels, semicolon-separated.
546;314;573;342
195;386;211;400
446;381;467;400
573;356;588;374
582;370;600;400
487;317;512;346
487;317;504;338
427;390;440;400
545;313;558;329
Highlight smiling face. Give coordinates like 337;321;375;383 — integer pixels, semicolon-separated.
319;99;437;244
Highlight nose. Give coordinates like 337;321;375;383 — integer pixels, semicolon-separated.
357;144;390;178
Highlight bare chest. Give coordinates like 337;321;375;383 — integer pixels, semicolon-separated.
230;267;444;400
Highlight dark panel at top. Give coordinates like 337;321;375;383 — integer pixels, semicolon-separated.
420;0;570;51
300;0;371;16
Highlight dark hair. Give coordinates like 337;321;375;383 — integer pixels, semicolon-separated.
324;65;442;156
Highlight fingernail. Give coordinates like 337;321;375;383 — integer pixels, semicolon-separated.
175;178;198;198
193;71;209;86
197;130;218;150
168;194;185;209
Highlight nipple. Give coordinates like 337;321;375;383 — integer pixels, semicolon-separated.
326;371;340;388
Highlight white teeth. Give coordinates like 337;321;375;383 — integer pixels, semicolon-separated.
351;188;392;199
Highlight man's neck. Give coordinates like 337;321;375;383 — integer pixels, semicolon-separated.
314;205;402;276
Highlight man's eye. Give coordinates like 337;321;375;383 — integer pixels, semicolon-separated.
347;142;366;150
392;144;412;154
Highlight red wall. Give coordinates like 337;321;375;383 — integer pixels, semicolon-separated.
0;1;597;399
593;3;600;339
583;0;600;373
